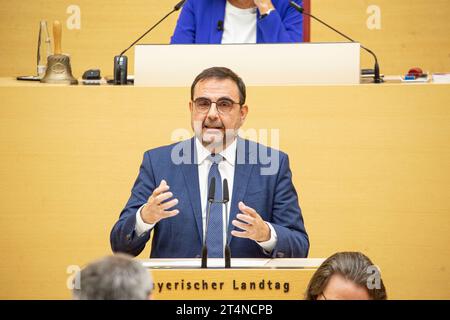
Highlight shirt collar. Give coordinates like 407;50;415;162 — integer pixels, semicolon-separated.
195;136;237;167
226;1;257;14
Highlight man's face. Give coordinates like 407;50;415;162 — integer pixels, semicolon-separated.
190;77;248;150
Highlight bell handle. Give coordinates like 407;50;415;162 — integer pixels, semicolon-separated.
53;21;62;55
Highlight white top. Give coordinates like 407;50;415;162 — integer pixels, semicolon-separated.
135;137;277;254
221;1;257;44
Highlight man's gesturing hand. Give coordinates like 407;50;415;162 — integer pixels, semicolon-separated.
140;180;179;224
231;201;270;242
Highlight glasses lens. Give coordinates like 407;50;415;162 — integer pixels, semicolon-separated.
194;98;211;112
216;99;234;113
194;98;237;114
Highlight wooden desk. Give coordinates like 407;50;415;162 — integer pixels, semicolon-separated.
0;79;449;299
146;258;324;300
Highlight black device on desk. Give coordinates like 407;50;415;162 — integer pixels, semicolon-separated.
83;69;101;80
17;75;41;81
82;69;101;85
106;76;134;85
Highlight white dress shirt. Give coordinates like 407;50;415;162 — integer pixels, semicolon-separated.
135;137;277;253
221;1;257;44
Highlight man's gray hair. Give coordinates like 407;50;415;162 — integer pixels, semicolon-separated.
191;66;247;105
73;254;152;300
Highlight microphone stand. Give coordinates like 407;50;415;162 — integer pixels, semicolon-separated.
202;177;215;268
223;179;231;268
114;0;186;85
201;201;213;268
289;1;383;83
202;178;232;269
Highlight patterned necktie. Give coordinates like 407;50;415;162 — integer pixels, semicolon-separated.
206;154;223;258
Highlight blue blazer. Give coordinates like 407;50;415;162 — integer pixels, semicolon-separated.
171;0;303;44
110;137;309;258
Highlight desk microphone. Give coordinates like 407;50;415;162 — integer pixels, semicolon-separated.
202;176;216;268
114;0;186;85
289;1;383;83
222;179;231;268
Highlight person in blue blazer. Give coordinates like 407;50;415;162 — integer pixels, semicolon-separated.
171;0;303;44
110;66;309;258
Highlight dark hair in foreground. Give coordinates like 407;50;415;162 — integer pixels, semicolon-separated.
72;254;152;300
191;66;247;105
305;252;387;300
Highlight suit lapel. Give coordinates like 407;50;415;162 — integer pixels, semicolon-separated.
179;138;203;242
228;138;254;244
210;0;226;43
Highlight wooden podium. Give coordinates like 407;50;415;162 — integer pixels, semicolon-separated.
134;43;361;86
142;258;325;300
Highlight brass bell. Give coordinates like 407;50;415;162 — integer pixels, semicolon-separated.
41;21;78;85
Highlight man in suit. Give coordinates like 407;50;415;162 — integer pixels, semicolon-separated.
110;67;309;258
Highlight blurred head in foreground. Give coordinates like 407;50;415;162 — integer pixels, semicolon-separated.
73;254;153;300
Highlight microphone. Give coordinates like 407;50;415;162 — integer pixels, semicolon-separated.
114;0;186;85
208;176;216;202
289;1;383;84
174;0;186;10
202;176;216;268
222;179;231;268
217;20;224;31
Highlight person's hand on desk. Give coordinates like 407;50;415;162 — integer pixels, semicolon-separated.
231;201;271;242
141;180;179;224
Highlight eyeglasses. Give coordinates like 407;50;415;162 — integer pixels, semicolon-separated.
192;97;241;115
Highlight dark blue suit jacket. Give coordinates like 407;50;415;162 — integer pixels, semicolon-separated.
171;0;303;43
110;137;309;258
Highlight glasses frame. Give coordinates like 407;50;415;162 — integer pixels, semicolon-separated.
192;97;241;115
